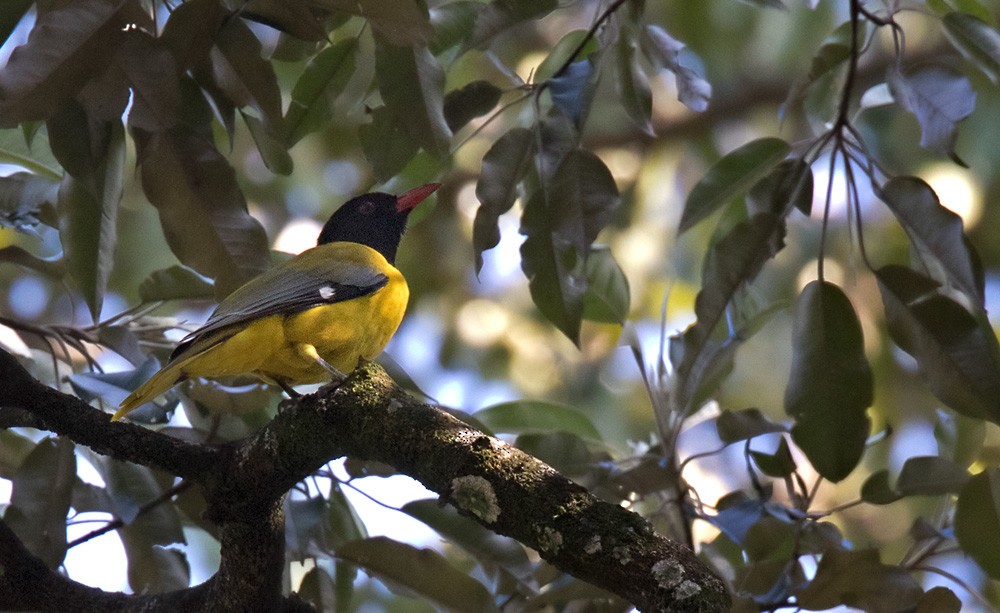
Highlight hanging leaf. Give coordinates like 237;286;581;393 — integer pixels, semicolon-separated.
242;111;293;175
319;0;434;45
138;265;215;303
614;29;653;135
231;0;326;41
56;120;125;321
119;30;181;132
785;281;872;482
212;18;285;134
285;39;359;147
888;67;975;164
674;213;786;412
933;409;985;468
359;106;420;182
917;587;962;613
679;138;789;234
795;548;921;611
4;437;74;569
375;41;451;157
642;25;711;112
784;21;857;113
716;408;787;445
429;1;481;53
443;80;502;133
746;158;813;218
548;59;597;129
877;176;983;306
942;11;1000;84
876;265;1000;424
337;537;497;613
955;468;1000;578
469;0;558;49
0;0;128;125
860;470;902;505
750;437;797;478
582;245;630;324
473;127;535;273
895;456;969;496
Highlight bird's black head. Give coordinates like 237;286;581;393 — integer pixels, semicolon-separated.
317;183;441;264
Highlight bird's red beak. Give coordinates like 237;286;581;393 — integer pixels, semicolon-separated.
396;183;442;213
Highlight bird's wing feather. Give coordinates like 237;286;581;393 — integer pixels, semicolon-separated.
171;248;388;359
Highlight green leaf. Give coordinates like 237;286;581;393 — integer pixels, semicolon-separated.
744;516;796;562
860;470;903;505
955;468;1000;578
716;408;786;444
119;31;181;132
0;171;58;231
242;111;293;175
749;437;796;478
535;30;598;83
138;265;215;302
402;499;532;580
56;119;125;321
673;213;786;413
359;106;420;182
878;176;982;306
0;0;127;125
429;1;481;53
337;537;498;613
317;0;434;45
296;567;339;611
375;41;451;157
231;0;326;41
582;245;630;324
475;400;602;441
746;158;813;217
784;21;856;112
785;281;872;482
933;408;985;468
615;28;653;135
285;39;359;147
737;0;787;8
212;18;284;134
473;127;535;272
679;137;790;234
133;126;270;298
443;80;502;133
642;25;711;112
888;67;975;163
943;11;1000;84
876;265;1000;423
121;543;190;593
4;437;74;569
0;246;65;277
469;0;558;50
796;548;921;611
917;587;962;613
895;456;969;496
514;432;592;476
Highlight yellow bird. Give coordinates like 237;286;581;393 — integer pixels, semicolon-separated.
114;183;440;421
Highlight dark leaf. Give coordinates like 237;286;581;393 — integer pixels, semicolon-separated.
784;21;856;113
296;567;338;611
285;39;358;147
134;127;270;298
716;408;787;444
473;127;535;272
122;542;190;593
942;11;1000;84
679;138;789;234
785;281;872;482
888;67;975;162
614;29;653;134
642;25;711;112
242;111;293;175
4;437;74;568
160;0;228;72
337;537;497;613
548;59;597;128
860;470;903;505
56;120;125;321
796;548;921;611
749;437;796;478
138;265;215;302
212;17;284;134
231;0;326;41
0;246;64;277
917;587;962;613
119;31;181;132
318;0;434;45
876;264;1000;423
955;469;1000;578
535;30;597;83
0;171;58;231
514;432;593;477
443;80;502;133
895;455;969;496
429;1;481;53
746;158;813;217
469;0;558;49
744;516;796;562
673;213;786;413
582;245;630;324
475;400;602;441
375;41;451;157
933;408;985;468
878;176;983;306
0;0;127;124
359;106;420;182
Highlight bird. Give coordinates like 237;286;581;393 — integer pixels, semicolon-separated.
113;183;441;421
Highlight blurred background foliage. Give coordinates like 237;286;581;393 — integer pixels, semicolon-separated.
4;0;1000;611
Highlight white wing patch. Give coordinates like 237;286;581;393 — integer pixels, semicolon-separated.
319;286;337;300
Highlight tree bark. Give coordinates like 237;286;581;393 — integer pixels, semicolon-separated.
0;349;731;612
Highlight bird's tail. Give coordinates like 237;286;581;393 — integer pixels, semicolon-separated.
113;362;187;421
